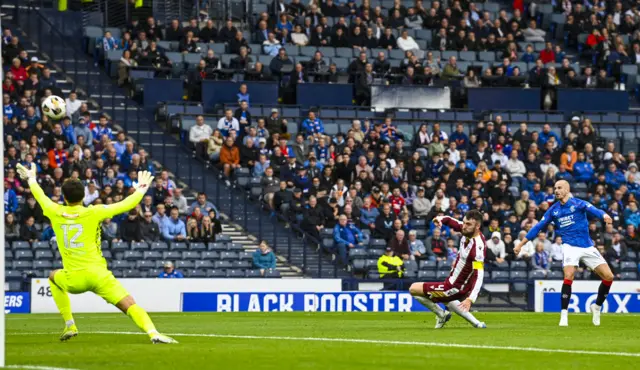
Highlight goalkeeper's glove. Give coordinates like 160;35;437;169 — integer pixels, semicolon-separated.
16;163;37;182
133;171;155;194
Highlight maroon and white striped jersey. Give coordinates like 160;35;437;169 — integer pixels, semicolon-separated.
440;216;486;302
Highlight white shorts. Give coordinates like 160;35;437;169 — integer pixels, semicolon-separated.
562;244;607;270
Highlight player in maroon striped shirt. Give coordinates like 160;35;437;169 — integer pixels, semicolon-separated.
409;210;487;329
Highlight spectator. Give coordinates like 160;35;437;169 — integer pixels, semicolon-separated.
162;207;187;241
389;229;410;260
217;109;240;137
119;210;143;242
408;229;429;261
253;241;277;274
425;228;447;261
5;213;20;242
188;192;218;216
100;218;118;242
532;242;551;274
486;232;506;264
140;211;160;243
374;203;396;240
377;246;404;278
219;137;241;184
332;214;366;266
158;261;184;278
20;216;40;243
396;30;423;58
441;56;461;80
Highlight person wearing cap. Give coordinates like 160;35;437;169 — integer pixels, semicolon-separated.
332;214;365;266
565;116;581;138
158;261;184;278
491;144;508;168
25;56;44;77
377;246;404;278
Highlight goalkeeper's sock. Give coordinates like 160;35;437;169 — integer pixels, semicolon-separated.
126;304;158;338
561;279;573;310
595;279;613;306
49;279;75;326
413;296;445;318
446;300;480;326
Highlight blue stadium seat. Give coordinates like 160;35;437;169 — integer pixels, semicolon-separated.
437;260;452;270
162;251;182;260
123;251;143;261
182;251;201;260
509;271;527;280
227;269;246;278
621;271;638;280
404;260;418;271
143;251;162;260
170;242;188;251
201;251;220;260
620;261;637;272
238;251;253;261
176;260;195;270
264;269;281;278
12;241;30;250
548;270;564;280
32;241;50;250
189;242;207;251
491;270;509;282
136;260;155;270
246;269;262;278
436;270;449;280
131;242;149;251
417;270;435;280
510;260;528;271
35;250;54;260
189;269;208;278
15;250;33;261
34;260;53;270
419;260;437;270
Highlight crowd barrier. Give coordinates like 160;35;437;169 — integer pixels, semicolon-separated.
202;81;279;108
468;88;541;110
143;79;184;108
296;83;354;108
371;85;451;110
557;88;629;112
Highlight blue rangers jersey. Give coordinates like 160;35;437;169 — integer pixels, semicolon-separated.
525;197;606;248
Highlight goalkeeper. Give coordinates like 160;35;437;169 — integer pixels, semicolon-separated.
16;163;177;344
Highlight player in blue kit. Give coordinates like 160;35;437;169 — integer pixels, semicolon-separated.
514;180;614;327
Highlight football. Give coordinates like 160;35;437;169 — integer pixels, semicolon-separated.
41;95;67;120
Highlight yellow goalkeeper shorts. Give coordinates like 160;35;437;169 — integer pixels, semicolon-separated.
51;268;129;305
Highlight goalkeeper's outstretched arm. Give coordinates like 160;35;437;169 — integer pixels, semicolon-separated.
16;164;59;214
94;171;155;220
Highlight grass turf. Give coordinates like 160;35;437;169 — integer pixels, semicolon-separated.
7;312;640;369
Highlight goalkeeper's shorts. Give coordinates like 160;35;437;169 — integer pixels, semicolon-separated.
51;267;130;305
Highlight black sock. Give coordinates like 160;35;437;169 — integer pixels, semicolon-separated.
561;279;572;310
595;280;613;306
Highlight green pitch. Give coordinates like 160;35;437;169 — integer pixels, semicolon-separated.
7;312;640;369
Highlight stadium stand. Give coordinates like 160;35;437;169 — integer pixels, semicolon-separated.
3;0;640;295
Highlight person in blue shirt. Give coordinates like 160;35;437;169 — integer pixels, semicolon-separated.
300;111;324;139
3;94;16;120
537;124;562;147
4;183;18;214
555;164;574;182
449;123;469;151
530;183;544;205
514;180;614;328
252;241;277;273
161;207;187;241
158;261;184;278
237;84;250;106
573;153;594;182
332;214;365;266
604;162;626;190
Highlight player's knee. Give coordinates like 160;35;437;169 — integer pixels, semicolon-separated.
48;269;59;282
601;270;614;282
409;283;423;296
563;269;575;280
115;295;136;313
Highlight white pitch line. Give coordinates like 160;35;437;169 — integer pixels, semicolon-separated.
10;331;640;358
4;365;80;370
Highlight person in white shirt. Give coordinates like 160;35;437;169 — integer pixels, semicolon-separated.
522;19;546;42
506;151;526;191
217;109;240;137
83;181;100;206
65;91;82;117
396;29;424;58
446;142;460;165
487;232;506;263
189;115;213;159
490;144;508;168
549;236;563;261
516;231;535;261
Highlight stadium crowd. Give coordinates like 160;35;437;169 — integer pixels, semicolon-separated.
191;105;640;276
90;0;636;107
1;28;232;255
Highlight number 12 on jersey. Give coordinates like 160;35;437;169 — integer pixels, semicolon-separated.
61;224;84;249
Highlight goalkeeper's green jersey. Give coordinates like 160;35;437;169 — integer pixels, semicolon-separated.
29;178;144;271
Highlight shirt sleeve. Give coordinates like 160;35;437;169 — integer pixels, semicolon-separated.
440;216;463;232
27;178;60;218
525;206;554;240
467;241;485;303
91;191;145;220
579;199;606;219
